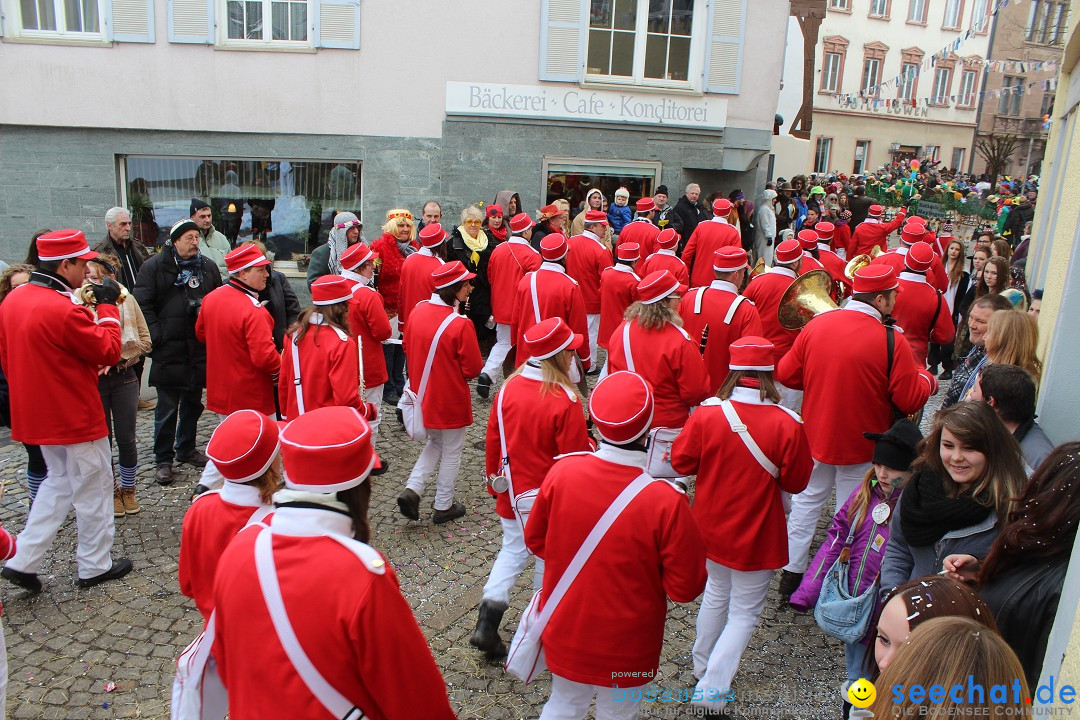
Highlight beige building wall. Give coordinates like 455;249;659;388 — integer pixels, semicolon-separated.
813;109;978;174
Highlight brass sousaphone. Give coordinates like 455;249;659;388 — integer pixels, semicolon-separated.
749;257;767;279
777;269;839;330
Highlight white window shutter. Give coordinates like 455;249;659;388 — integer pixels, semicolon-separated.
539;0;584;82
168;0;213;43
704;0;746;94
315;0;360;49
111;0;155;42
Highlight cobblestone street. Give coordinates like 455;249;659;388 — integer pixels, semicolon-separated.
0;364;948;720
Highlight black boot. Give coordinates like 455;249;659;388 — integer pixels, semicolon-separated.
778;570;803;601
469;600;508;657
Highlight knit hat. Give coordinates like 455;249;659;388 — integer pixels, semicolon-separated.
636;198;656;213
904;242;935;273
540;234;569;262
339;242;375;271
713;247;749;272
486;204;503;217
713;198;732;215
775;239;802;265
311;275;354;305
729;336;774;371
206;410;281;483
839;209;853;222
655;184;669;195
939;222;955;236
655;228;679;250
225;244;272;274
614;187;630;199
281;406;375;492
853;265;899;293
418;223;449;248
524;317;583;361
432;260;475;290
616;243;640;262
637;270;686;305
169;219;199;243
589;371;654;445
190;198;211;217
863;418;923;471
509;213;535;234
36;229;98;262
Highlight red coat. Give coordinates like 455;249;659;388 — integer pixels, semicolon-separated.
637;250;689;287
0;279;121;445
682;219;741;288
833;223;853;257
678;281;764;394
598;265;639;350
616;219;661;265
398;249;443;330
743;267;800;363
346;282;392;388
776;301;934;465
484;367;591;519
278;324;365;421
370;233;420;316
605;319;711;428
524;447;706;686
510;265;591;368
487;238;541;325
403;299;483;429
566;232;613;314
817;246;848;284
213;510;457;720
800;253;826;275
178;482;270;621
850;212;906;256
671;389;812;569
872;247;949;293
893;271;956;366
196;282;280;416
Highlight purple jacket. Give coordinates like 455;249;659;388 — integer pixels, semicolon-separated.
790;482;901;612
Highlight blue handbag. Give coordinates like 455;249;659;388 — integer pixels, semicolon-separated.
813;519;879;645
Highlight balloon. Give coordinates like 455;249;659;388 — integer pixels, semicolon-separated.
911;159;921;171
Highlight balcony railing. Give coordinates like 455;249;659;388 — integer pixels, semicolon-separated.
993;115;1049;138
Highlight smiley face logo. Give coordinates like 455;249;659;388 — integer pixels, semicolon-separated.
848;678;876;708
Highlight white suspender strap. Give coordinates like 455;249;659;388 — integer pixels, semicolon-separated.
356;331;365;400
530;272;542;323
723;294;747;325
289;336;306;416
254;529;365;720
496;379;515;498
621;323;635;372
693;287;707;315
719;400;779;477
417;313;458;403
247;506;272;526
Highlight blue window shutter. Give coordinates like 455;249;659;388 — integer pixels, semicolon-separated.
704;0;746;94
168;0;213;43
111;0;156;42
315;0;360;49
539;0;584;82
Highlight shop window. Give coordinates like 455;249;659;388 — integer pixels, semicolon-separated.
541;158;660;214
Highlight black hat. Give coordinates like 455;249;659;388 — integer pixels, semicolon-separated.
655;184;669;195
190;198;211;217
863;419;923;471
170;219;199;243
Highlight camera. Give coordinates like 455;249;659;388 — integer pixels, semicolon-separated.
187;297;203;318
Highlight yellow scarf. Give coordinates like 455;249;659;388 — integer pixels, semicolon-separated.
460;226;488;265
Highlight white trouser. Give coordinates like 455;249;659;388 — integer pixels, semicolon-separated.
776;382;803;412
482;516;544;605
405;428;467;511
539;675;642;720
365;384;384;445
785;459;870;573
481;324;512;383
7;437;114;578
692;561;772;710
586;313;601;366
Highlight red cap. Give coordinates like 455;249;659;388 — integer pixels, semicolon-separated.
540;234;569;262
617;242;641;262
900;223;926;245
539;204;562;217
432;260;476;290
636;198;656;213
486;204;503;217
905;241;935;273
713;246;749;272
584;210;607;224
775;239;802;264
339;242;375;271
853;264;899;293
655;228;679;250
206;410;281;483
905;215;926;227
225;244;272;274
418;223;449;248
868;204;884;217
524;317;583;361
797;229;819;250
311;275;354;305
588;371;654;445
637;270;686;305
281;407;375;492
729;336;775;371
36;229;98;262
815;222;835;240
509;213;535;234
713;198;733;215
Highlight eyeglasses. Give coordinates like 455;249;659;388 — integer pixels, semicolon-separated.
464;219;483;226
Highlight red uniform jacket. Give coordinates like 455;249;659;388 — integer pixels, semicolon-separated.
850;212;906;256
484;366;591;519
566;231;613;314
743;267;800;364
370;234;420;317
598;265;639;350
637;250;689;287
510;264;591;368
524;447;706;686
213;510;457;720
800;253;826;275
816;246;848;285
398;249;443;330
872;247;949;293
0;278;121;445
605;319;711;428
178;482;270;621
833;223;852;257
278;323;365;421
776;301;934;465
616;219;661;267
678;281;764;394
893;271;956;366
403;298;483;429
487;238;541;325
671;389;812;570
196;282;279;416
682;219;741;288
346;282;392;388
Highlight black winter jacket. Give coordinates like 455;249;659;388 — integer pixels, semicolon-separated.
668;195;708;246
260;270;301;351
447;227;495;335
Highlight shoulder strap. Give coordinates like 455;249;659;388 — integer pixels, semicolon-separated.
724;294;747;325
929;292;943;337
693;287;708;315
622;323;635;372
885;324;895;380
719;400;779;477
247;506;272;526
290;335;306;416
530;272;542;323
496;380;515;498
417;312;459;402
356;331;365;400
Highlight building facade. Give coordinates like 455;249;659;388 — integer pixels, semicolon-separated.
0;0;785;261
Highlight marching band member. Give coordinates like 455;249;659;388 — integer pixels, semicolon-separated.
471;318;593;659
597;242;641;376
566;210;614;370
678;247;764;394
872;220;948;293
850;204;906;257
891;242;956;367
614;198;661;260
811;222;850;297
671;336;812;716
339;243;393;442
682;198;742;288
636;228;688;286
743;239;803;409
399;222;448;331
797;229;826;274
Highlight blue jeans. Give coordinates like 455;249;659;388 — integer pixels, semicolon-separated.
383;343;406;398
153;387;204;465
844;639;872;683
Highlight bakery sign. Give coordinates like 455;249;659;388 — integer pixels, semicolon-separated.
445;81;727;130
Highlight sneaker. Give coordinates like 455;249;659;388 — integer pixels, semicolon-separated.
113;490;126;517
778;570;803;601
177;449;209;468
476;373;493;399
397;489;421;521
1;566;42;594
432;502;466;525
155;464;174;486
76;558;133;589
121;488;141;515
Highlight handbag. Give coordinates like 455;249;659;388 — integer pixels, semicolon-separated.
400;312;457;443
813;516;879;645
505;473;655;683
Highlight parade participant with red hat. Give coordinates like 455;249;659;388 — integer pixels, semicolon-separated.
775;264;936;601
471;318;593;659
743;239;804;408
810;222;849;297
834;209;854;259
606;270;710;429
398;261;483;525
636;227;689;285
530;203;568;251
891;242;956;367
671;336;812;715
797;229;827;275
678;247;764;394
597;242;641;376
478;213;542;398
339;242;393;437
566;210;614;371
509;234;591;370
872;220;948;292
614;197;662;260
525;371;706;720
212;407;457;720
850;204;906;257
682;197;743;288
399;222;448;331
0;229;131;594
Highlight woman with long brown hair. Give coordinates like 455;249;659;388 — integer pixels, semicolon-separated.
929;239;971;379
977;256;1010;297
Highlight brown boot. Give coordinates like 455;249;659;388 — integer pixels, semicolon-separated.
113;490;126;517
121;487;141;515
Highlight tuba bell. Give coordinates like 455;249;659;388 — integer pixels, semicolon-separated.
777;269;838;330
844;254;873;281
870;245;885;259
749;257;766;279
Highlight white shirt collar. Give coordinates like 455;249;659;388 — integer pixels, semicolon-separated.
865;218;881;224
899;271;928;284
418;246;436;257
540;262;567;274
583;229;602;243
220;481;269;508
657;249;677;256
509;237;534;248
341;268;367;285
711;216;728;224
613;264;640;278
730;385;777;406
709;279;739;293
520;364;545;382
897;245;910;255
594;443;648;469
843;298;883;321
768;266;797;279
429;294;453;307
817;243;832;253
267;506;354;538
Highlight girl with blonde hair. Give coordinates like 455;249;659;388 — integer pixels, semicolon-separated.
985;308;1042;384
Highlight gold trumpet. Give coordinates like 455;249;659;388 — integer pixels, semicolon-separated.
777;270;838;330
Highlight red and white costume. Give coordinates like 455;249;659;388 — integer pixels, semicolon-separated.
615;217;661;264
678;281;764;394
872;244;949;293
682;217;741;288
799;253;826;274
850;210;906;256
566;229;614;365
743;267;800;364
637;248;689;286
483;236;541;383
598;264;639;352
398;247;444;331
278;322;365;421
893;271;956;367
510;263;591;368
343;276;393;434
816;243;850;296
